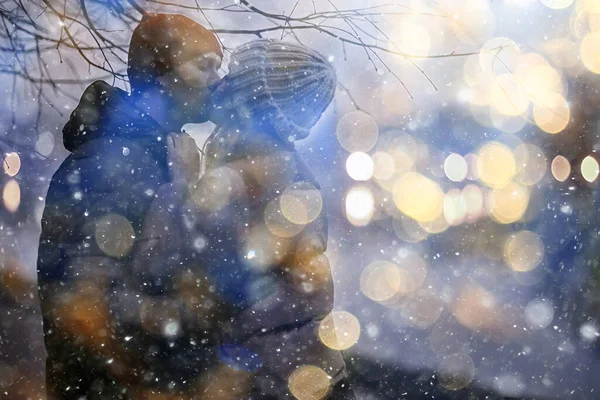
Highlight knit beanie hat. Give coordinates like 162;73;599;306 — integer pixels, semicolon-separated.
128;13;223;93
210;39;336;143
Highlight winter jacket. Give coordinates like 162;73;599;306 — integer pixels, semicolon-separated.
36;80;205;399
175;126;350;398
37;79;352;399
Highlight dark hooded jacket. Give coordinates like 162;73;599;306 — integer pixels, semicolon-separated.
36;80;189;399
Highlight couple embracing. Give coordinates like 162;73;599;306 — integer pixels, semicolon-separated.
36;13;353;400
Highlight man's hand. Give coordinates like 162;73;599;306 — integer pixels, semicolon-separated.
167;132;200;185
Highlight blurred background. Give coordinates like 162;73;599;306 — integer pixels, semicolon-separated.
2;0;600;398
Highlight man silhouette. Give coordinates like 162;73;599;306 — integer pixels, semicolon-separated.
36;13;222;399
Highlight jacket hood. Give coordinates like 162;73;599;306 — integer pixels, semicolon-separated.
63;80;164;152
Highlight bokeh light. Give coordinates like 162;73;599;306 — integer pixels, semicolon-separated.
3;179;20;213
395;250;428;290
479;37;521;77
583;0;600;13
189;166;245;212
280;182;323;225
516;53;564;98
3;152;20;177
452;284;499;332
461;184;485;222
533;91;570;134
488;182;529;224
581;32;600;74
242;225;290;272
336;111;379;153
491;73;529;116
419;214;450;235
477;142;516;189
345;186;375;227
444;189;467;226
541;0;574;9
392;216;429;243
360;260;403;303
265;197;306;238
346;152;374;181
393;172;444;222
504;230;544;272
318;311;361;351
288;365;331;400
388;20;431;57
514;144;547;186
524;298;554;330
35;132;55;157
581;155;599;182
371;152;395;181
450;0;496;45
444;153;468;182
94;214;135;258
551;155;571;182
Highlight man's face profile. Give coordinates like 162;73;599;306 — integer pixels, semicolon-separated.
175;52;222;89
158;52;222;123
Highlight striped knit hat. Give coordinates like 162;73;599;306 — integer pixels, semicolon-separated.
210;39;336;143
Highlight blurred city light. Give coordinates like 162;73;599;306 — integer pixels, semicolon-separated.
346;152;374;181
318;311;361;351
2;179;20;213
345;186;375;226
3;152;20;177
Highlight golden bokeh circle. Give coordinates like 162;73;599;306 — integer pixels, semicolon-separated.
581;32;600;74
372;152;396;181
491;73;529;116
551;155;571;182
514;144;547;186
288;365;331;400
477;142;516;189
242;225;290;272
393;172;444;222
94;214;135;258
265;198;306;238
488;182;530;224
318;311;361;351
360;261;403;303
3;179;20;213
533;91;570;134
583;0;600;13
444;189;467;226
280;182;323;225
450;0;496;45
479;37;521;76
504;230;544;272
461;184;485;221
3;153;20;177
388;20;432;57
